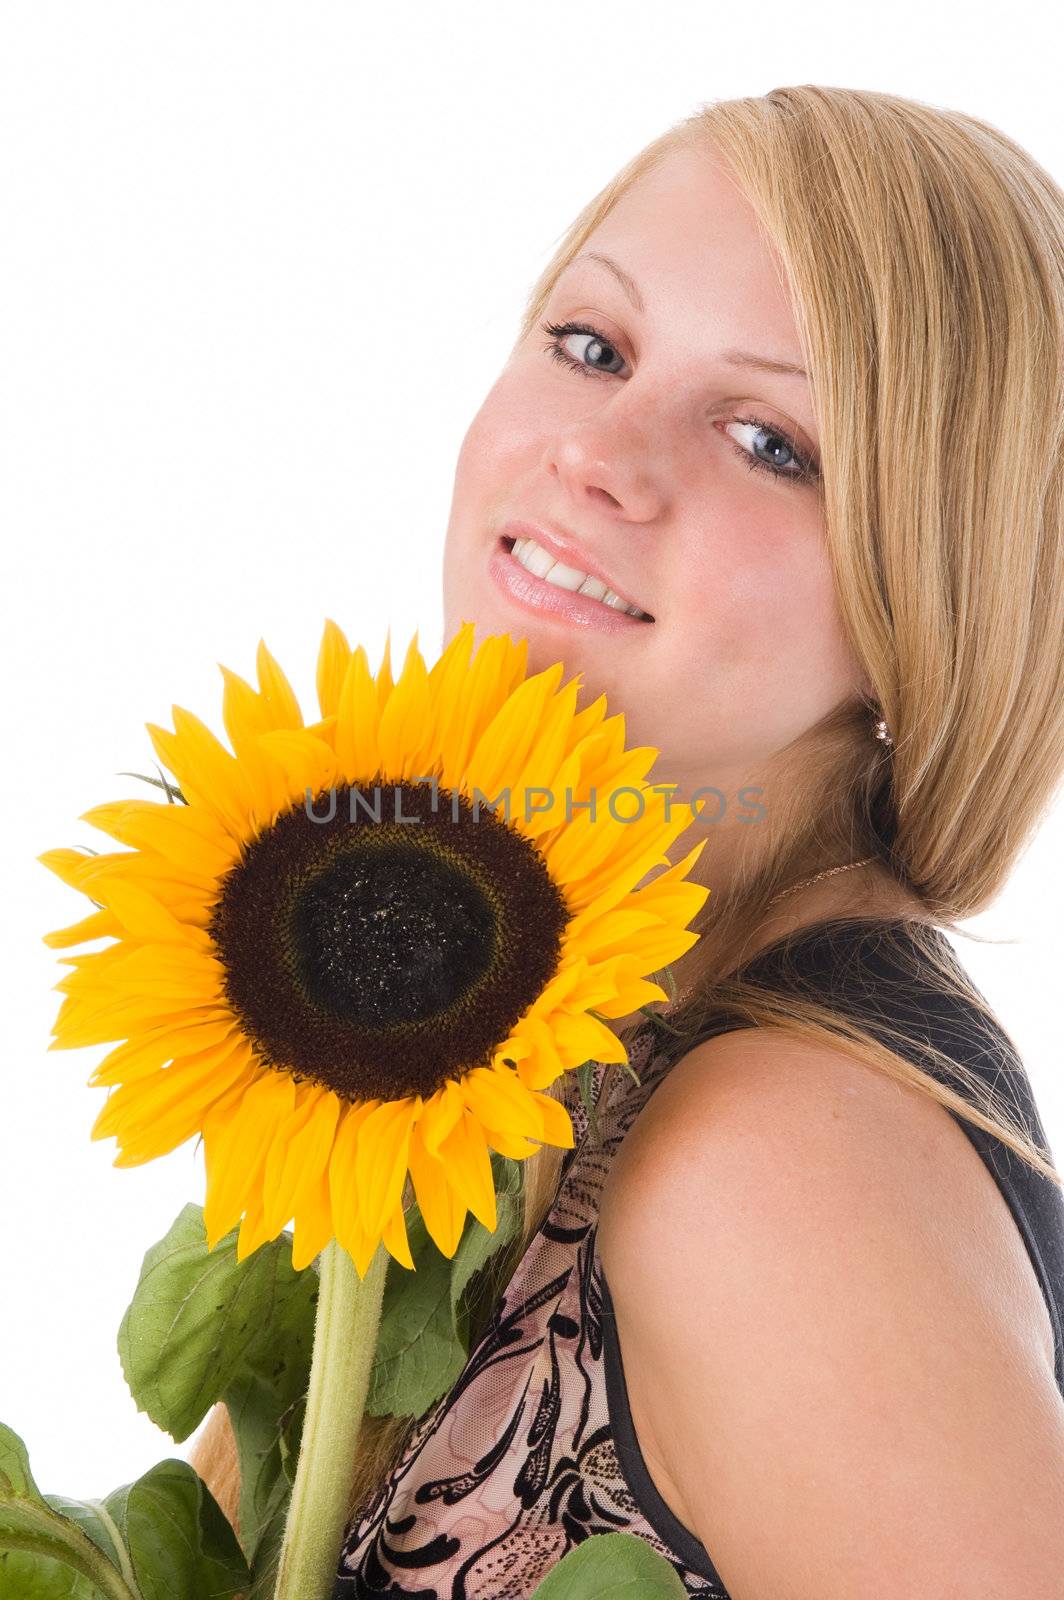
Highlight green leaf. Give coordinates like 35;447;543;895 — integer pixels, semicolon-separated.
0;1422;134;1599
95;1458;249;1599
42;1495;129;1578
367;1153;523;1419
116;1203;317;1564
0;1425;249;1600
365;1203;469;1418
0;1424;44;1500
116;1160;526;1569
0;1539;117;1600
530;1531;688;1598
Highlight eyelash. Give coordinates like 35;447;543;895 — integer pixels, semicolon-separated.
540;318;820;486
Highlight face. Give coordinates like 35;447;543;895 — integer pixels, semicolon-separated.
442;141;870;815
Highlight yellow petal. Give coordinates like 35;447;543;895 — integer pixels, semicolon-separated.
41;908;122;949
333;645;382;782
381;1202;415;1270
376;633;434;780
261;1085;342;1237
511;1013;567;1091
256;730;339;804
47;848;216;925
424;621;475;781
627;836;710;910
561;905;662;964
201;1069;296;1250
376;628;394;707
88;1018;236;1087
481;1126;541;1160
316;618;353;720
78;799;238;880
219;666;296;827
504;677;584;824
111;1058;259;1167
583;953;671;1020
525;1087;576;1149
49;993;233;1050
236;1183;275;1262
561;688;610;754
546;1007;629;1071
110;1075;254;1167
60;942;224;1002
290;1157;336;1271
37;846;124;894
467;663;566;803
353;1096;420;1241
460;1064;545;1142
435;1108;496;1232
146;710;255;840
255;639;304;730
419;1079;466;1158
328;1097;383;1269
92;1035;252;1143
407;1113;467;1258
490;1034;533;1067
435;631;527;791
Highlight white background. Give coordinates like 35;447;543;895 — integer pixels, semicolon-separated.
2;1;1061;1501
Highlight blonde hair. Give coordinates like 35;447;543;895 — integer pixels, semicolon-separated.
190;84;1064;1561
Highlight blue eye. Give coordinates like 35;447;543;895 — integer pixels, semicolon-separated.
540;318;820;487
724;420;809;481
542;319;626;378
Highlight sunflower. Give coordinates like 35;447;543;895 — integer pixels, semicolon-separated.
39;620;709;1279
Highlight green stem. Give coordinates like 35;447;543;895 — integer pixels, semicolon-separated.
272;1238;388;1600
0;1503;141;1600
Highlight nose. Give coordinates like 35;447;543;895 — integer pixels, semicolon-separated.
546;429;665;528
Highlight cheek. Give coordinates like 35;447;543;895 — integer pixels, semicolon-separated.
669;508;854;696
444;365;558;546
442;374;545;632
456;368;552;487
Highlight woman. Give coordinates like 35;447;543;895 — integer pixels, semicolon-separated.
191;85;1064;1596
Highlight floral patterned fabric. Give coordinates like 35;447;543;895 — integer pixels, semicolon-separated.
332;1013;731;1599
334;918;1064;1599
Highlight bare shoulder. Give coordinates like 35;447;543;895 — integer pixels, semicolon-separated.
597;1025;1064;1598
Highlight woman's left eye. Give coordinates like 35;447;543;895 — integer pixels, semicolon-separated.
540;318;820;486
722;419;816;483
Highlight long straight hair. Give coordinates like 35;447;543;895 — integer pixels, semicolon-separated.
189;84;1064;1556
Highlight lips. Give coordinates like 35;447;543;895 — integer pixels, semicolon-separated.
489;538;652;634
496;518;654;621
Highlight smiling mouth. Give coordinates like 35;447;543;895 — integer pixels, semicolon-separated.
499;536;655;623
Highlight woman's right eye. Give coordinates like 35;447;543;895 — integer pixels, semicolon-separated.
540;319;626;379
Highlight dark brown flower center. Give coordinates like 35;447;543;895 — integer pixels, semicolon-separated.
207;778;571;1103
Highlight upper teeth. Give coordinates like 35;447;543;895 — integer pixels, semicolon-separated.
510;537;651;619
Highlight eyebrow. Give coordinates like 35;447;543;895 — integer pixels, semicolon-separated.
565;250;809;381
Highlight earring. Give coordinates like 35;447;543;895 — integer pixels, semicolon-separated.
872;712;893;748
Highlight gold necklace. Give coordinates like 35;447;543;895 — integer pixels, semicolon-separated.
665;856;881;1012
765;855;877;907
